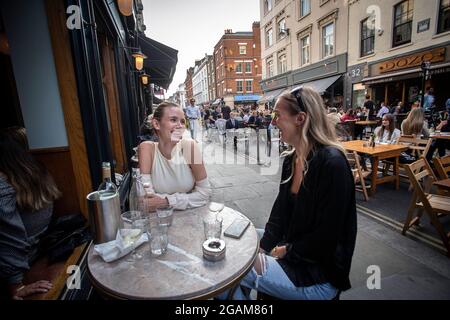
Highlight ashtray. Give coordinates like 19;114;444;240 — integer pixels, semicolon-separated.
202;238;226;262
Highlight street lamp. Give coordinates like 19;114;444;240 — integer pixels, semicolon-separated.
420;60;431;108
140;73;150;85
132;49;147;71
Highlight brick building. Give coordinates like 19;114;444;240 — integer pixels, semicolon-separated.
184;67;194;102
213;22;262;108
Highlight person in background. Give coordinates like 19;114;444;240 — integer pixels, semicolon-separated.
185;98;201;141
0;127;60;300
401;108;429;138
377;102;390;119
392;102;403;115
327;108;341;127
218;86;357;300
221;105;232;120
363;95;375;120
423;87;435;111
247;110;262;128
374;114;401;144
138;102;211;212
427;105;450;160
340;109;357;122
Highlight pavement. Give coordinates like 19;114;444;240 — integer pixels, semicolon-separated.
196;129;450;300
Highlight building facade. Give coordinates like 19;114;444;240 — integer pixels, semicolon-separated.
184;67;194;101
259;0;349;108
206;54;216;103
192;57;209;105
213;22;263;108
176;83;187;109
347;0;450;110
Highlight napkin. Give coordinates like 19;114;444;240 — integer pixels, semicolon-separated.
93;229;148;262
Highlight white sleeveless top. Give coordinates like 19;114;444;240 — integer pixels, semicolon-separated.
151;139;196;194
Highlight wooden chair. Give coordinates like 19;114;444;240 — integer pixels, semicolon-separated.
403;158;450;257
433;155;450;180
346;151;371;201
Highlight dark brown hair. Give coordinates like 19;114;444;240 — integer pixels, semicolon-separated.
0;127;61;211
377;113;396;141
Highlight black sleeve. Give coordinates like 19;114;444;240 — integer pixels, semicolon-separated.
285;154;355;264
260;156;293;252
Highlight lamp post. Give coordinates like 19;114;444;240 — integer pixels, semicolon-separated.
420;61;431;108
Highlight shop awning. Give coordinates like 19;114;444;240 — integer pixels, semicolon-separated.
234;94;262;102
296;75;341;94
139;35;178;89
257;88;286;104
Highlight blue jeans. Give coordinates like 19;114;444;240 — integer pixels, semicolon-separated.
217;253;338;300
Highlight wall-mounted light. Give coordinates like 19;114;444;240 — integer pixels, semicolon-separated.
140;73;150;85
118;0;133;16
132;49;147;70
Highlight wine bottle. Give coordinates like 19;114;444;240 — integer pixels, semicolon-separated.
98;162;118;199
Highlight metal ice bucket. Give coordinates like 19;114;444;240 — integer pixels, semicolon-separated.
87;191;121;244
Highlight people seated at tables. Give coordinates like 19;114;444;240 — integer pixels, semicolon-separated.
374;114;401;144
138;102;211;212
340;109;357;122
427;107;450;160
218;87;357;300
401;108;429;138
247;110;262;128
0;127;59;300
225;112;241;130
376;102;390;119
392;101;403;115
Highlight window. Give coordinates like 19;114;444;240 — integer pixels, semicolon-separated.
438;0;450;34
236;80;243;92
300;35;310;65
267;28;273;47
278;54;287;74
246;80;253;92
239;45;247;54
360;16;375;56
393;0;414;47
264;0;273;14
245;62;252;73
322;22;334;58
267;59;274;77
300;0;310;17
236;63;242;73
278;19;287;39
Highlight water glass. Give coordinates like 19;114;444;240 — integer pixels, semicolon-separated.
203;215;223;240
149;224;169;257
156;206;174;227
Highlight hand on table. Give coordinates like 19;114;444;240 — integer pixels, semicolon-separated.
12;280;53;300
144;194;169;212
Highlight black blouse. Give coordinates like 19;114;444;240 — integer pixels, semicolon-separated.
260;145;357;291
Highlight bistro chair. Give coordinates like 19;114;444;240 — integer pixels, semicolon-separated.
433;155;450;180
403;158;450;257
346;151;371;201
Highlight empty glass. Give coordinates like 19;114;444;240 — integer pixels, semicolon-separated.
203;215;223;240
156;206;174;227
149;224;168;257
121;211;148;260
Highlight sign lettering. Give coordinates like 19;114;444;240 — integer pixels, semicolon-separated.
379;48;445;73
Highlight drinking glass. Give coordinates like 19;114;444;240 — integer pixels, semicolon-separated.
121;211;148;260
156;206;174;227
203;215;223;240
149;224;169;257
209;188;225;215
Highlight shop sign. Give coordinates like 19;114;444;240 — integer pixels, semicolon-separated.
378;47;445;74
348;63;366;83
417;19;430;33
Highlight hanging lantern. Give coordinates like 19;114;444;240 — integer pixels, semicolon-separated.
132;49;146;70
118;0;133;16
140;74;149;85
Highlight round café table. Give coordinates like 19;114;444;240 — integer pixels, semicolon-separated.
87;206;259;300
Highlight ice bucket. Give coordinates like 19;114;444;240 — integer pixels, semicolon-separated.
87;191;121;244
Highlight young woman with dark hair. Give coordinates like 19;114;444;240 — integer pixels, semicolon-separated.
0;127;60;299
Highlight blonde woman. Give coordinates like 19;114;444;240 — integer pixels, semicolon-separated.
218;87;357;300
138;102;211;212
401;108;429;138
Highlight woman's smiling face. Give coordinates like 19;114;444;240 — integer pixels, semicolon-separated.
153;106;186;142
272;98;300;145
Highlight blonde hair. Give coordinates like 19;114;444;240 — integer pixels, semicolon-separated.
402;108;424;136
277;87;345;184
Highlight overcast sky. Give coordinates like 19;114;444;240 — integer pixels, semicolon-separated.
142;0;260;96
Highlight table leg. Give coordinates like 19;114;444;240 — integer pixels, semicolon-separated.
371;157;379;195
394;156;400;190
